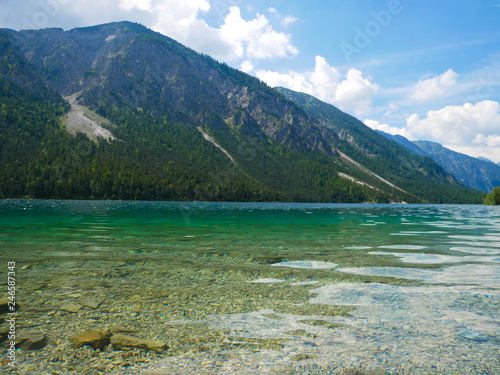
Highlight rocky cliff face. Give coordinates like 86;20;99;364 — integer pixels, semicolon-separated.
10;22;337;156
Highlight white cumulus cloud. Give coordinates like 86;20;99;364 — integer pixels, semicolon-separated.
219;7;298;60
334;69;379;117
406;100;500;145
256;56;379;117
151;3;298;64
364;119;412;138
405;100;500;161
119;0;152;12
473;133;500;147
151;0;230;58
240;60;254;73
5;1;298;69
367;100;500;162
411;69;458;102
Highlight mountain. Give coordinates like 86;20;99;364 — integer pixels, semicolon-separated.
0;29;71;198
8;22;336;155
378;131;500;193
0;22;482;203
0;29;62;102
275;87;481;201
477;156;496;164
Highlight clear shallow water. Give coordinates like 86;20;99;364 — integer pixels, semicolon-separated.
1;200;499;374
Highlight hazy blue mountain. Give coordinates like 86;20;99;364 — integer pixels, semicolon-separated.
378;131;500;193
0;22;482;203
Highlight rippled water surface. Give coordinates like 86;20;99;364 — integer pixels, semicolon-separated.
1;200;499;374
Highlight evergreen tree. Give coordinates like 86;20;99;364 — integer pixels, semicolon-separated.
484;187;500;205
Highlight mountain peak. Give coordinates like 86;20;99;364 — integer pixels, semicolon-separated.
68;21;155;40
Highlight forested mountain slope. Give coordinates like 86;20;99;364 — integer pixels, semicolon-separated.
0;22;482;203
275;87;480;202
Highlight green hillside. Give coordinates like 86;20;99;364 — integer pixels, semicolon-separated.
0;23;482;203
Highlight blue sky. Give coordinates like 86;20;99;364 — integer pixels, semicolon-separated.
2;0;500;161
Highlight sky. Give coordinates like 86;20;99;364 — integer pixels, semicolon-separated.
1;0;500;162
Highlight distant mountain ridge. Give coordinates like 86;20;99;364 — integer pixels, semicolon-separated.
377;131;500;193
0;22;482;203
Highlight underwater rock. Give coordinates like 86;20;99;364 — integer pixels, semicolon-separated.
457;328;491;342
0;326;9;342
108;325;138;334
17;330;47;350
0;297;19;313
60;303;82;313
79;297;103;309
110;333;167;351
69;328;112;349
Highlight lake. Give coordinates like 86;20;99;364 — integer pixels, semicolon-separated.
1;200;499;374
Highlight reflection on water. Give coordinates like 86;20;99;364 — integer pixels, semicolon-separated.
272;261;338;269
369;251;500;264
451;246;500;255
0;200;499;374
337;264;500;288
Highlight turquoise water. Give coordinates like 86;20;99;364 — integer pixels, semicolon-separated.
1;200;499;374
